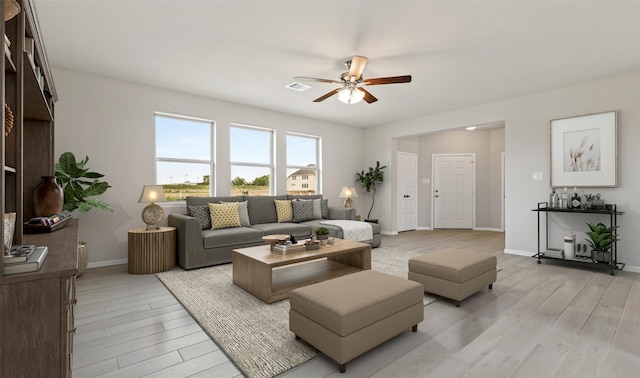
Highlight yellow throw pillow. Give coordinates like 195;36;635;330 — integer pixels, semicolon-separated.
274;200;293;223
208;202;241;230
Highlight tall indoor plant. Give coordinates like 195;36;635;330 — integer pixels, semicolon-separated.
54;152;113;277
355;161;387;223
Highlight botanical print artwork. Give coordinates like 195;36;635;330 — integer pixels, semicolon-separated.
564;128;601;172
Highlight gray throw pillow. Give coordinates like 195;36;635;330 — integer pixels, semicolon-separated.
221;201;251;226
188;205;211;230
292;200;315;222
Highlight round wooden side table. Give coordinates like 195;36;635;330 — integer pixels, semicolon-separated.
128;227;176;274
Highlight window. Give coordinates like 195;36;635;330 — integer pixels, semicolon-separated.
230;124;273;196
286;133;320;195
155;113;213;201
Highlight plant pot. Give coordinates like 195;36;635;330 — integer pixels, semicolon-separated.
316;234;329;240
593;250;610;263
33;176;63;217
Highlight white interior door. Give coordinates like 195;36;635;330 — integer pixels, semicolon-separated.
433;154;474;229
397;152;418;232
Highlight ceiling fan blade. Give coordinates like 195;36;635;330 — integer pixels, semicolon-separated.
360;88;378;104
364;75;412;85
295;76;342;84
348;56;368;80
313;88;341;102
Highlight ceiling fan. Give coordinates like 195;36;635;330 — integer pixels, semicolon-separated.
295;56;412;104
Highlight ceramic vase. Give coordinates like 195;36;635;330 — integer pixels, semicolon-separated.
33;176;64;217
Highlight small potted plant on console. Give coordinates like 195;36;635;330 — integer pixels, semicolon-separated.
585;221;619;263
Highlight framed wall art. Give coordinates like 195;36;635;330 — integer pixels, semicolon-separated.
550;110;617;187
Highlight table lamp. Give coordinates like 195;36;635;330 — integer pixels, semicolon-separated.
138;185;167;230
339;186;357;208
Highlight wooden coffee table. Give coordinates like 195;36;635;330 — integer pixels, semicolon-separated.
232;238;371;303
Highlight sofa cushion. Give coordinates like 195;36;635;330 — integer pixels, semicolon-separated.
250;222;311;238
202;227;265;248
246;195;286;224
275;200;294;223
221;200;251;226
292;200;316;222
312;199;323;219
208;202;241;230
188;205;211;230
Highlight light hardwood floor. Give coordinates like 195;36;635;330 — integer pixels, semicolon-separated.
74;230;640;377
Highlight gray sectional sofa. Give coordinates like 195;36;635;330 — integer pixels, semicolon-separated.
168;195;381;270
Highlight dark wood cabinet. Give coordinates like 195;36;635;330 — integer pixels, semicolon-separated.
2;1;67;375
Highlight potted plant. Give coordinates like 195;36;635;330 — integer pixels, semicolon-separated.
585;221;619;263
355;161;387;223
314;226;330;240
54;152;113;213
54;152;113;278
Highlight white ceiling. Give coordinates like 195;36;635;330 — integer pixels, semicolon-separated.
33;0;640;128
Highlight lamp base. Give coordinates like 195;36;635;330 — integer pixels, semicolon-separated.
142;203;164;230
343;198;353;208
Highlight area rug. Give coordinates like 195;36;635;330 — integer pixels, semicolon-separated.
156;246;438;378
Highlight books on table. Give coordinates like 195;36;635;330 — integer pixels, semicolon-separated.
3;244;37;264
4;246;48;275
272;243;306;254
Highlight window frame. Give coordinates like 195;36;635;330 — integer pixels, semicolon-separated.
286;132;321;195
230;123;275;195
154;112;215;199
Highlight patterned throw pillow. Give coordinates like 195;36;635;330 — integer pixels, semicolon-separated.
188;205;211;230
208;202;241;230
292;200;315;222
321;199;329;219
274;200;293;223
220;201;251;226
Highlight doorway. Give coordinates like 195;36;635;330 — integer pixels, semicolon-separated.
432;154;475;229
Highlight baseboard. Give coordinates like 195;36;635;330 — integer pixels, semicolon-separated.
381;230;398;236
417;227;433;231
474;227;504;232
88;258;128;269
504;249;533;257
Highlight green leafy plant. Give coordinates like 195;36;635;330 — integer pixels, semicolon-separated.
585;221;619;252
54;152;113;212
314;226;330;235
355;161;387;220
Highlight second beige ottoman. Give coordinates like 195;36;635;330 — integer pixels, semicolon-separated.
408;249;496;307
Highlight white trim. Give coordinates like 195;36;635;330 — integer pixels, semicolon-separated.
88;258;128;269
381;230;398;236
474;227;504;232
417;226;433;231
504;248;534;257
501;152;506;232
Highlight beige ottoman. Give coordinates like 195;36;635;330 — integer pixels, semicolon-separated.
408;249;497;307
289;270;424;373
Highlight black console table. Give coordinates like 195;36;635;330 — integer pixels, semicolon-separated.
532;202;624;275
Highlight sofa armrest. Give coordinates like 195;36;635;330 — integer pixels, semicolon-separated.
328;207;355;220
168;213;205;268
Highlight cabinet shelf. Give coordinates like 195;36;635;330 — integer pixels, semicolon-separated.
532;202;624;275
4;50;16;73
3;165;16;173
23;52;53;121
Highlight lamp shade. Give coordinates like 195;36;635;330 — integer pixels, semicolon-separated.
339;186;352;198
138;185;167;203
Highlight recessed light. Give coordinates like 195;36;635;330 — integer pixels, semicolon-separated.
465;126;477;131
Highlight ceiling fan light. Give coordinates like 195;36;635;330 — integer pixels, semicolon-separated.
338;87;364;104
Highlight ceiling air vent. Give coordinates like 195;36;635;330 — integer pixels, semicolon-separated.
286;82;311;92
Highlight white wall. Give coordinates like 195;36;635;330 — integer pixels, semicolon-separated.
52;68;364;267
364;71;640;272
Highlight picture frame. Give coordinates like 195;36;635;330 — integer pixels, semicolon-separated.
550;110;617;188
